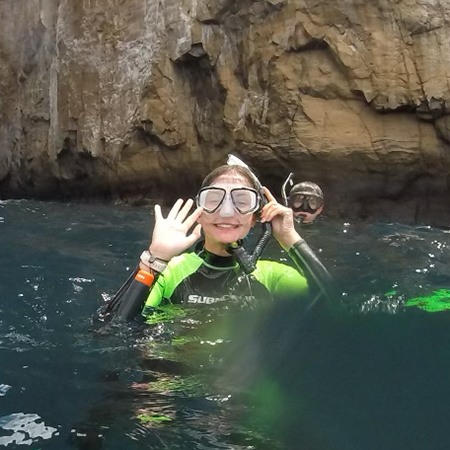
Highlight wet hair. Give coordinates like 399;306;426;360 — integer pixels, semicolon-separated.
290;181;324;200
201;165;260;190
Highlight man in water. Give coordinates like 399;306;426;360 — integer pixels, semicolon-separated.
101;161;334;322
281;174;324;224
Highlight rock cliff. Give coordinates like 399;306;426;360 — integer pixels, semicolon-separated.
0;0;449;224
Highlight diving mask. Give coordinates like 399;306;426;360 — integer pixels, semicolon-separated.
196;186;260;215
288;193;323;213
281;173;324;214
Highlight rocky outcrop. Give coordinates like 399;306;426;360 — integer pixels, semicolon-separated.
1;0;450;224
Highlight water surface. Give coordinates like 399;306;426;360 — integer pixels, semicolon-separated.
1;200;450;449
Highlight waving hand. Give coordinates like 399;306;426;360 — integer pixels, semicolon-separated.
149;199;203;261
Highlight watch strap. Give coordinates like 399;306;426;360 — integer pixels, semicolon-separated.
140;250;168;274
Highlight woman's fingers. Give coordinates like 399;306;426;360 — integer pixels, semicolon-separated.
263;186;276;202
261;202;291;222
186;223;202;246
167;199;184;220
260;201;278;220
160;199;202;232
154;204;162;221
182;206;203;231
192;223;202;239
176;198;195;222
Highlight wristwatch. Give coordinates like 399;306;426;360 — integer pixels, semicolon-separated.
140;250;168;273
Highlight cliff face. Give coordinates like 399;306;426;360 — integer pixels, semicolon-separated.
1;0;449;224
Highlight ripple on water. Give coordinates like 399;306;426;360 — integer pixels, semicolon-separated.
0;384;12;396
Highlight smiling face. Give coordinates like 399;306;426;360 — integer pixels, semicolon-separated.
197;172;257;255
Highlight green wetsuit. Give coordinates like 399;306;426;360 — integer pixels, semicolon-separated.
99;238;335;323
141;238;333;318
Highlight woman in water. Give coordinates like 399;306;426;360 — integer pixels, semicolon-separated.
103;163;333;321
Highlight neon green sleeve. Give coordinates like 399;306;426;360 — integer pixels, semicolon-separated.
142;253;203;312
253;260;309;297
145;275;166;308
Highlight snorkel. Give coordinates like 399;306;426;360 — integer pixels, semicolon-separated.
224;155;272;274
281;172;294;210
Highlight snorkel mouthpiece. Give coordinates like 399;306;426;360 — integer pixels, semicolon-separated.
225;154;272;274
225;221;272;274
225;240;253;273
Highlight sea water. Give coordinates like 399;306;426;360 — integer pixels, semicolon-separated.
1;199;450;450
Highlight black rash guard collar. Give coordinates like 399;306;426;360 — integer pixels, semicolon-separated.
195;241;238;269
199;248;238;269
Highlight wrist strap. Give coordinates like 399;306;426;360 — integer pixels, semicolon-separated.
135;269;155;286
140;250;168;274
149;259;167;273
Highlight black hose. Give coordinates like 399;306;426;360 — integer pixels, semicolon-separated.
226;222;272;274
